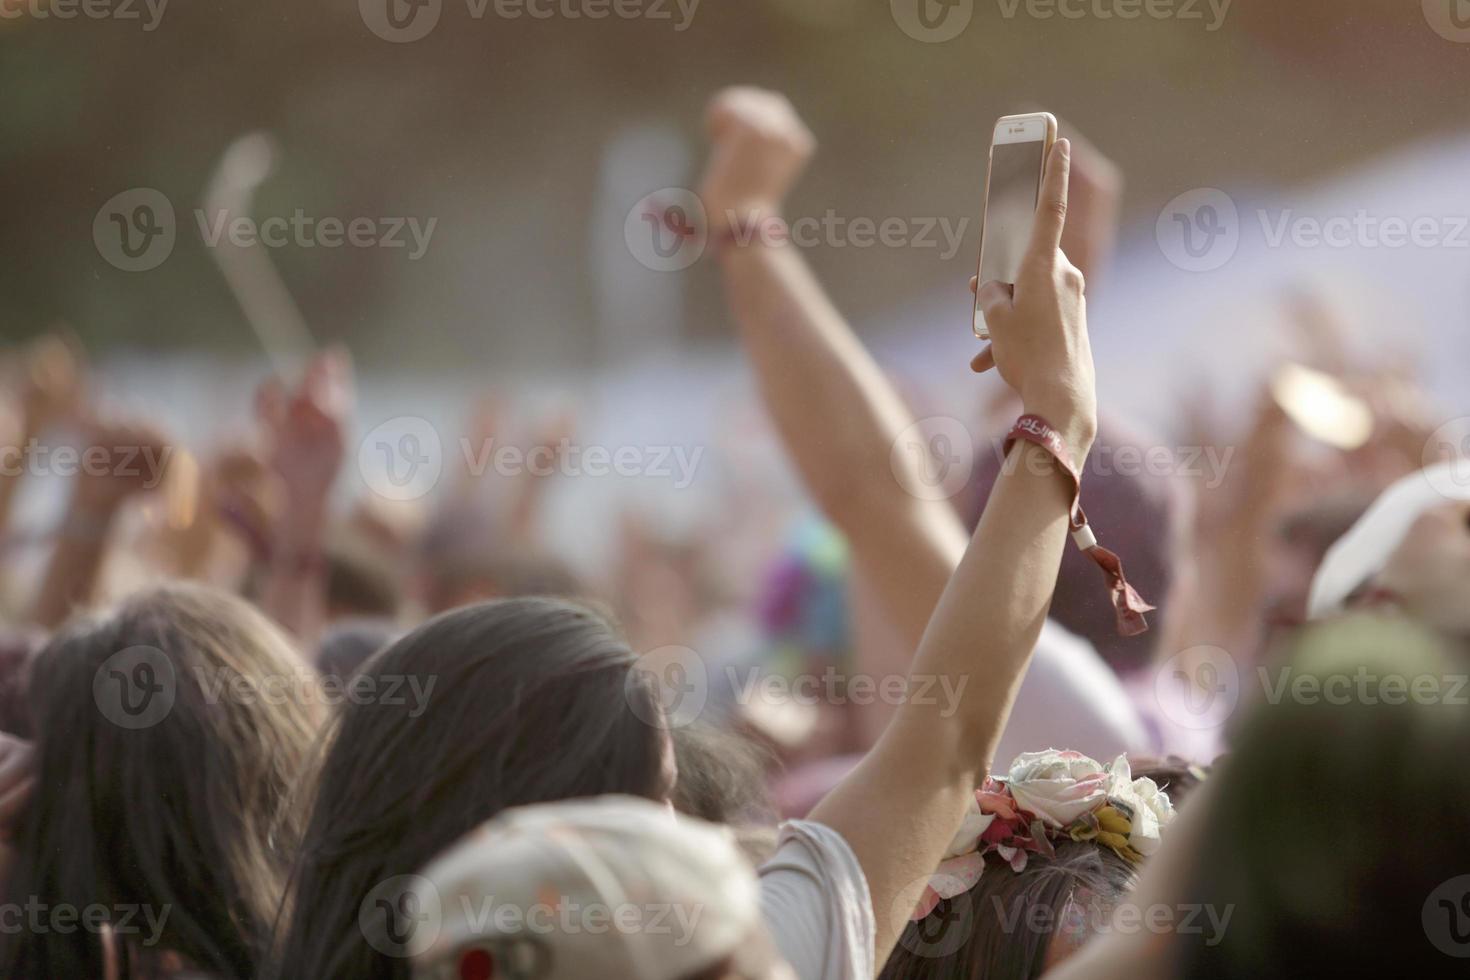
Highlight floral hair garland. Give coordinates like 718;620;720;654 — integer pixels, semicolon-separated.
912;750;1177;921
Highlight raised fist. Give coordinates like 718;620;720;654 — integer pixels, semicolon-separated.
698;87;816;236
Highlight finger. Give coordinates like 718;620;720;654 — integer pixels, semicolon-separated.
970;346;996;374
969;275;978;295
975;280;1015;318
1026;138;1071;260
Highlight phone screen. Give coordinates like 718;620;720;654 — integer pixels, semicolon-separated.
975;138;1045;335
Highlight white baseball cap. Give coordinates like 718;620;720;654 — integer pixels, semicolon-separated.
1308;460;1470;619
408;795;774;980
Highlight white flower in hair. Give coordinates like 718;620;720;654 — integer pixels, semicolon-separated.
1006;749;1111;828
1103;754;1175;856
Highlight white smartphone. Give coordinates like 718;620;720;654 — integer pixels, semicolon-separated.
973;112;1057;340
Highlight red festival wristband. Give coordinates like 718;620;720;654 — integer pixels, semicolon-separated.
1005;414;1155;637
712;212;789;254
643;197;788;257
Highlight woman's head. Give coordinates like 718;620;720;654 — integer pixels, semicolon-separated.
884;841;1139;980
881;757;1195;980
1172;614;1470;977
274;596;670;980
0;584;319;980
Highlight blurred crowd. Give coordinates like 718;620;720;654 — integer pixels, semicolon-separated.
1;85;1469;980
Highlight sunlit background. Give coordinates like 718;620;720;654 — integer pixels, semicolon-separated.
4;0;1470;567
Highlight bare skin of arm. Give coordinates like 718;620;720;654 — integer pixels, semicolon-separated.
702;88;1097;961
257;350;352;651
712;96;1140;751
32;421;173;629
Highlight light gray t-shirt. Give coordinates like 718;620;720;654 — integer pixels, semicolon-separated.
758;820;875;980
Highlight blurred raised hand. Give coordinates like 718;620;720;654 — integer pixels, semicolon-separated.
258;348;353;514
698;86;815;236
32;414;176;628
18;333;85;436
256;348;355;646
1;334;86;544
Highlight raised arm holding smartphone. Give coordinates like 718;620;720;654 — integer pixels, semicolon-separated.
702;86;1097;968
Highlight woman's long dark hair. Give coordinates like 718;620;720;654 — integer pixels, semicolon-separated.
268;596;668;980
0;585;319;979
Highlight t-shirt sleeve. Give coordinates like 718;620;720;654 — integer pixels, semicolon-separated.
757;819;876;980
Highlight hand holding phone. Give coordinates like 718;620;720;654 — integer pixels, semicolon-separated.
973;113;1057;340
971;138;1096;461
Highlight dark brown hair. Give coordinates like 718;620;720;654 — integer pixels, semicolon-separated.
881;762;1200;980
0;585;319;979
268;596;668;980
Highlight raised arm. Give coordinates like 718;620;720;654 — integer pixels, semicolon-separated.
702;90;967;652
706;89;1144;769
32;419;173;629
1;337;83;549
256;349;352;650
714;118;1097;959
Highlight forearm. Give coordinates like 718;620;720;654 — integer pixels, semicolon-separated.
259;498;329;650
721;240;967;644
809;435;1084;958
